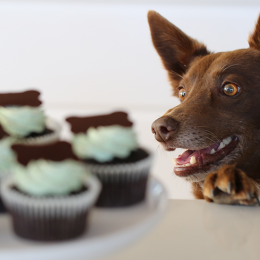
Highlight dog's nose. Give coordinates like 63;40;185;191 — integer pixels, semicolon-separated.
151;116;179;142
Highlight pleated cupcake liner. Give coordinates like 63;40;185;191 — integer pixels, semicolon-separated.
0;194;6;213
0;174;101;241
10;210;89;241
95;174;149;207
0;171;10;213
84;152;153;207
13;117;61;146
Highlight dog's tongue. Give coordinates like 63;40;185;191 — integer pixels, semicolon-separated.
176;142;220;165
177;150;194;164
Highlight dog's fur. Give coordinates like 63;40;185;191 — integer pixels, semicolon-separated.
148;11;260;205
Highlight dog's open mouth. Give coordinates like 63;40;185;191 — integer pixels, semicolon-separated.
173;136;239;177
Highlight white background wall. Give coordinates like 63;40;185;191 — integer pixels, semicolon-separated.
1;1;260;199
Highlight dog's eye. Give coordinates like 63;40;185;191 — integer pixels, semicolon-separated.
179;88;186;101
223;83;238;96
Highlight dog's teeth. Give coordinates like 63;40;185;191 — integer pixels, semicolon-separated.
172;158;177;165
218;142;225;150
175;163;192;167
190;156;196;164
223;137;232;145
210;149;216;154
183;163;191;166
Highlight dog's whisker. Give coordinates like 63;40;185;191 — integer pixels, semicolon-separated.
219;63;240;74
202;133;219;144
195;127;230;159
202;135;228;159
204;131;222;143
196;126;222;143
204;136;218;145
170;70;184;79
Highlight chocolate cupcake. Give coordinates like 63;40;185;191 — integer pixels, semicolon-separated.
0;141;101;241
66;111;153;207
0;90;61;145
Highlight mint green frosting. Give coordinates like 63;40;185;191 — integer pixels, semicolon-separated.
0;106;46;137
0;137;17;174
13;160;87;196
72;125;138;162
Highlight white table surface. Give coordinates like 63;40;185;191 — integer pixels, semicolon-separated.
97;199;260;260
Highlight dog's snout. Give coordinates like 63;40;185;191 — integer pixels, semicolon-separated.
151;116;179;142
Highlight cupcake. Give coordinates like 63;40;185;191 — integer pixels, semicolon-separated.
66;111;153;207
0;141;101;241
0;90;61;145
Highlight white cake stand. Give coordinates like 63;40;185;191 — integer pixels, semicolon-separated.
0;177;168;260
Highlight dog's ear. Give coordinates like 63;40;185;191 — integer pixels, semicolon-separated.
147;11;210;96
248;14;260;50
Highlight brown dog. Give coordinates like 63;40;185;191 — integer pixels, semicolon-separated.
148;11;260;205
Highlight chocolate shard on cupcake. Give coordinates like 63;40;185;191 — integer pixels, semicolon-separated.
0;89;61;144
66;111;133;133
66;111;152;208
0;141;101;241
12;141;78;166
0;90;42;107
